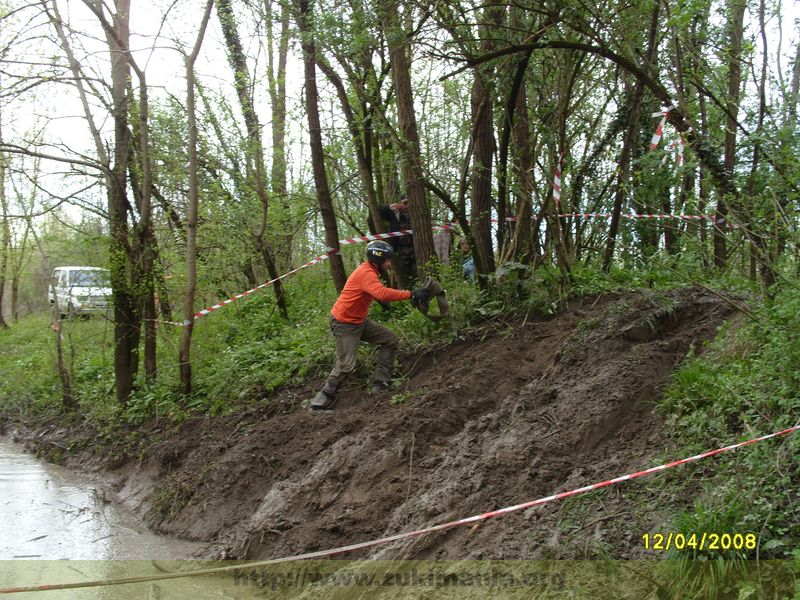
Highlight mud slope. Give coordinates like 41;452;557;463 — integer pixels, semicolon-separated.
127;287;736;560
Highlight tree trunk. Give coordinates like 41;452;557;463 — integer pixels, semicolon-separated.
49;0;140;403
105;0;139;405
30;210;75;410
468;6;503;281
85;0;163;393
216;0;289;316
470;95;496;281
667;4;700;258
497;51;531;264
10;276;18;322
315;58;382;240
89;0;159;386
508;72;535;264
380;0;437;279
266;0;292;268
10;216;31;321
550;55;579;277
715;0;746;268
297;0;347;291
114;85;156;385
748;0;774;289
777;39;800;260
0;150;8;330
126;146;172;328
134;74;157;384
603;1;659;272
180;0;214;397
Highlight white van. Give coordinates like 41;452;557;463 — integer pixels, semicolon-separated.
50;266;112;317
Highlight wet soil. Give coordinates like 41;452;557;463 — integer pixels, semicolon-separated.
7;287;739;561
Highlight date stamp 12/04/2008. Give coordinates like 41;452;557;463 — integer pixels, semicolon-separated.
642;532;757;552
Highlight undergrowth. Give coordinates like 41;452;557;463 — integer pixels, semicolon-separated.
0;252;763;429
651;284;800;598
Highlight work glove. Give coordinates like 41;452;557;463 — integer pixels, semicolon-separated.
410;288;430;310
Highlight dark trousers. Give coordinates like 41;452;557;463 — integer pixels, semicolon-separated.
329;317;398;384
396;245;417;281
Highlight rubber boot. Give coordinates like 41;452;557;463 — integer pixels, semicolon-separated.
371;346;395;393
418;277;448;322
310;376;341;412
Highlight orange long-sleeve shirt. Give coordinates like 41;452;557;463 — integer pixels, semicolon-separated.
330;261;411;324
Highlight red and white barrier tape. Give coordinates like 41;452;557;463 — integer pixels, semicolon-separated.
169;207;734;327
188;252;332;324
553;153;563;209
649;114;666;151
2;424;796;595
161;108;708;327
327;225;455;254
649;105;674;151
180;226;460;326
270;424;799;560
663;135;686;169
331;230;409;251
558;212;736;227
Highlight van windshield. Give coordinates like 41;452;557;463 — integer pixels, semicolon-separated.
69;270;110;287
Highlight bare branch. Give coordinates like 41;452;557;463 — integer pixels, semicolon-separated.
0;143;110;175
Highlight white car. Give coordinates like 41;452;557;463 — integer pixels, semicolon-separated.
50;266;112;318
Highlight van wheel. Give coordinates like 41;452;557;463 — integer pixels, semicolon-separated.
67;304;77;319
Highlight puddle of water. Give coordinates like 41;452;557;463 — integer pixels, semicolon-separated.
0;437;226;598
0;437;200;561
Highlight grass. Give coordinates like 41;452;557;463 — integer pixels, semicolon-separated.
0;260;484;423
0;254;768;430
0;313;117;418
649;284;800;597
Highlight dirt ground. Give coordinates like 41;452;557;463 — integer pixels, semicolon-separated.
11;286;739;561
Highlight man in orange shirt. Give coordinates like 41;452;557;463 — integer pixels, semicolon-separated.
310;241;430;412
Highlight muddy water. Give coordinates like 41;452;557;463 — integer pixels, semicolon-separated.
0;437;200;560
0;437;226;600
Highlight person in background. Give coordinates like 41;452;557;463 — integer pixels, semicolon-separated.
378;194;416;281
460;238;475;281
433;225;451;265
309;241;430;413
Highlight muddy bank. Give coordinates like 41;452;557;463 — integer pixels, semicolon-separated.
5;287;738;560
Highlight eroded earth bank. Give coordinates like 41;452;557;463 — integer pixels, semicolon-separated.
10;287;738;562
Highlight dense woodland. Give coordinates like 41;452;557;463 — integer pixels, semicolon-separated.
0;0;799;405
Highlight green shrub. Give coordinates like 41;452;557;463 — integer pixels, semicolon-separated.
661;285;800;559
